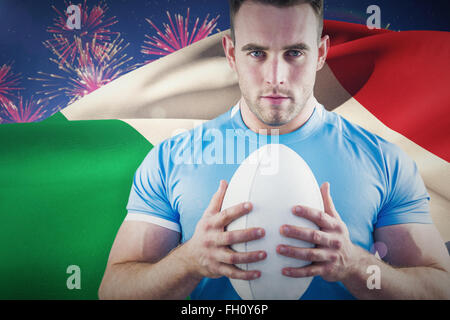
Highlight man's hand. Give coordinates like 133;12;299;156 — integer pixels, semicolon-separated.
183;180;267;281
276;182;358;282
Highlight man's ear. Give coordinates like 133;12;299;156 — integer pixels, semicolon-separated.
317;34;330;71
222;34;237;71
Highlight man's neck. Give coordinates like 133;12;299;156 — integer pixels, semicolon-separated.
239;96;317;135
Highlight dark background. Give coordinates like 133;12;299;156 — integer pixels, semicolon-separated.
1;0;449;121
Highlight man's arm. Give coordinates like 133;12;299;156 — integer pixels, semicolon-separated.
99;180;267;300
342;223;450;299
98;221;200;300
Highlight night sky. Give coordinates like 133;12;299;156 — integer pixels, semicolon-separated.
1;0;449;121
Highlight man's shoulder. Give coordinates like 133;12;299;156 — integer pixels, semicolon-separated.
323;109;409;164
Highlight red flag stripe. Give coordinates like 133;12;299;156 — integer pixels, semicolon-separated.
325;20;450;162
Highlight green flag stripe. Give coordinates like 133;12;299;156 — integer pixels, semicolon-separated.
0;112;152;299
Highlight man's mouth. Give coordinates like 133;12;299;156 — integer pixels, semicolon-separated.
261;95;290;105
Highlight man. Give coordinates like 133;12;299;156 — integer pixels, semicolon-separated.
98;0;450;299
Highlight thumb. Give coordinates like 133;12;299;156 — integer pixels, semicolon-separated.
206;180;228;214
320;182;340;219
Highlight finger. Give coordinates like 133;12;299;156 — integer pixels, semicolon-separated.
206;180;228;214
292;205;339;230
218;201;252;228
282;263;325;278
320;182;340;220
216;248;267;265
217;228;265;245
217;263;261;280
280;225;340;248
276;246;337;262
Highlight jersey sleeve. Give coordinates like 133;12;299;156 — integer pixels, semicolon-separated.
375;140;432;228
125;142;181;232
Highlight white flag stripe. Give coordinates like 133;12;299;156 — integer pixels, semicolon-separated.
61;31;239;122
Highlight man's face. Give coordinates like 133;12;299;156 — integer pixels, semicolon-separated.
225;2;328;127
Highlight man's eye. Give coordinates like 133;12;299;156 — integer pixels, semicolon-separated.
249;51;265;58
286;50;303;57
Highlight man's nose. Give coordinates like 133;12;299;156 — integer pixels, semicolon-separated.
265;57;287;86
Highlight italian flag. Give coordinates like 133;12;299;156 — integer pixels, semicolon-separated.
0;21;449;299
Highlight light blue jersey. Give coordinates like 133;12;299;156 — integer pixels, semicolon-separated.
126;101;431;300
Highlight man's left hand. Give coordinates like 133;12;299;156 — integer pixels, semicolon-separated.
277;182;359;282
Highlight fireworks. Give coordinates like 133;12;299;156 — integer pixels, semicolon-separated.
31;0;136;106
5;2;219;123
45;0;119;66
0;96;49;124
32;36;137;105
0;64;23;105
142;8;220;62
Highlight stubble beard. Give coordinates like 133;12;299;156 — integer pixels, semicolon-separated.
245;94;304;127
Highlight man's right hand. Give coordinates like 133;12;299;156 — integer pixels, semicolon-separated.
182;180;266;281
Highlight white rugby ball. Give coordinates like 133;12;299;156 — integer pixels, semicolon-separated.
222;144;324;300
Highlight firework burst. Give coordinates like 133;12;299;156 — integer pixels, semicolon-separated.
32;36;137;105
45;0;119;66
0;96;50;124
0;64;23;105
142;8;220;62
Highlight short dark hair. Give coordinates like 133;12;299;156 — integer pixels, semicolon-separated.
228;0;324;43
